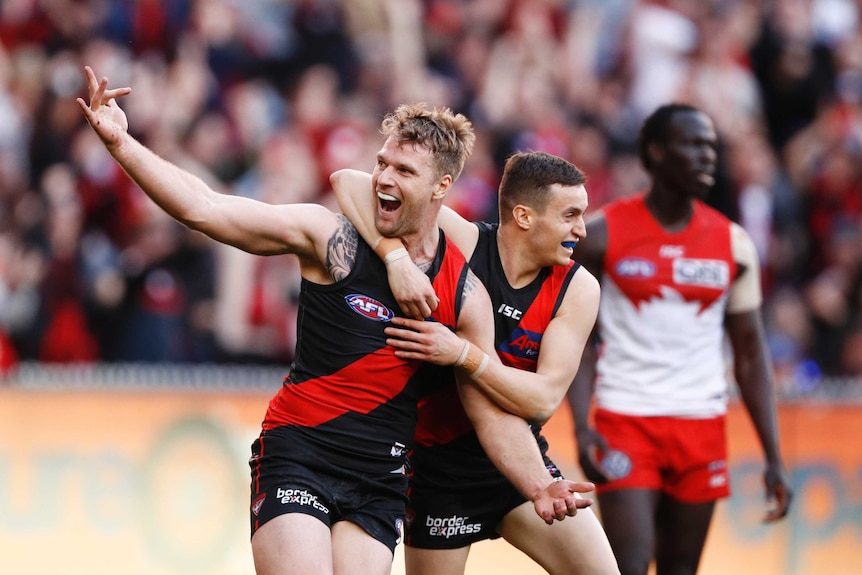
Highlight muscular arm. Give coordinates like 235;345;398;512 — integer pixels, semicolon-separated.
726;224;793;521
329;169;382;249
453;270;592;520
436;204;480;258
469;267;599;423
113;135;331;257
727;224;780;464
386;267;599;424
78;66;338;267
725;311;781;464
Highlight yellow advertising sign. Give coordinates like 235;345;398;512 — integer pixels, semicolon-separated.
0;386;860;575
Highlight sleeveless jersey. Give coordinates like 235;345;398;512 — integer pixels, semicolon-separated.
411;222;579;485
596;194;738;417
262;230;468;474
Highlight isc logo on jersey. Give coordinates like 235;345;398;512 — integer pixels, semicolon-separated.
615;258;656;278
345;294;395;321
673;259;729;289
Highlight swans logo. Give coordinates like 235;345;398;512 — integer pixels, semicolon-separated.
601;449;632;480
345;294;395;321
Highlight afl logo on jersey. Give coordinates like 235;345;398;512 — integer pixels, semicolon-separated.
345;293;395;321
615;257;656;278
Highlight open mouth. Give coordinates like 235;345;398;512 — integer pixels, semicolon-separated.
378;191;402;212
561;241;577;252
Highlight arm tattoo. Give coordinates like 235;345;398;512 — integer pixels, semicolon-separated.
326;215;358;281
463;269;481;299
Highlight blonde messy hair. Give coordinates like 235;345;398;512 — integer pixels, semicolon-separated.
380;103;475;182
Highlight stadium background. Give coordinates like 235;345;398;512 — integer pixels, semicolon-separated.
1;1;861;573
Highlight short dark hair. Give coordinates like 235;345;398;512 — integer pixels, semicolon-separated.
637;103;702;171
498;151;586;224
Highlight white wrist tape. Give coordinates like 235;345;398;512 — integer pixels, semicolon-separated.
383;247;410;265
454;340;470;367
469;353;489;380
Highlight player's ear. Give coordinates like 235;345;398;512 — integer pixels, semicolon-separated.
512;205;532;230
432;174;452;200
647;141;665;166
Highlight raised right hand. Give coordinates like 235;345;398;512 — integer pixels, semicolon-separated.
76;66;132;149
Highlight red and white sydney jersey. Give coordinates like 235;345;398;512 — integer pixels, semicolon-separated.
595;195;739;417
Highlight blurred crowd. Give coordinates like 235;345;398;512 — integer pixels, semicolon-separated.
0;0;861;392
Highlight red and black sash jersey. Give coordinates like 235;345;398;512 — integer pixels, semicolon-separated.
411;223;578;485
262;229;468;473
472;223;579;370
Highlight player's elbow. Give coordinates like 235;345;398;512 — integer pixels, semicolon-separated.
329;169;346;191
530;412;552;427
329;168;363;191
529;411;554;427
529;398;558;427
496;397;550;426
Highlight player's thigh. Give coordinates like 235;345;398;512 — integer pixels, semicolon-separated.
498;498;620;575
404;545;471;575
598;488;660;575
252;513;333;575
654;497;715;575
331;520;394;575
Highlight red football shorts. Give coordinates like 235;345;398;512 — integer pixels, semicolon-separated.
593;408;731;503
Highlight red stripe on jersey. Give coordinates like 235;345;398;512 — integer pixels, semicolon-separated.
413;383;472;447
262;348;419;430
497;262;575;372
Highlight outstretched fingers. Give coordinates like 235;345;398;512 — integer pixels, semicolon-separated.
547;494;591;522
80;66;131;111
103;85;132;102
84;65;99;93
559;484;594;519
535;479;596;524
